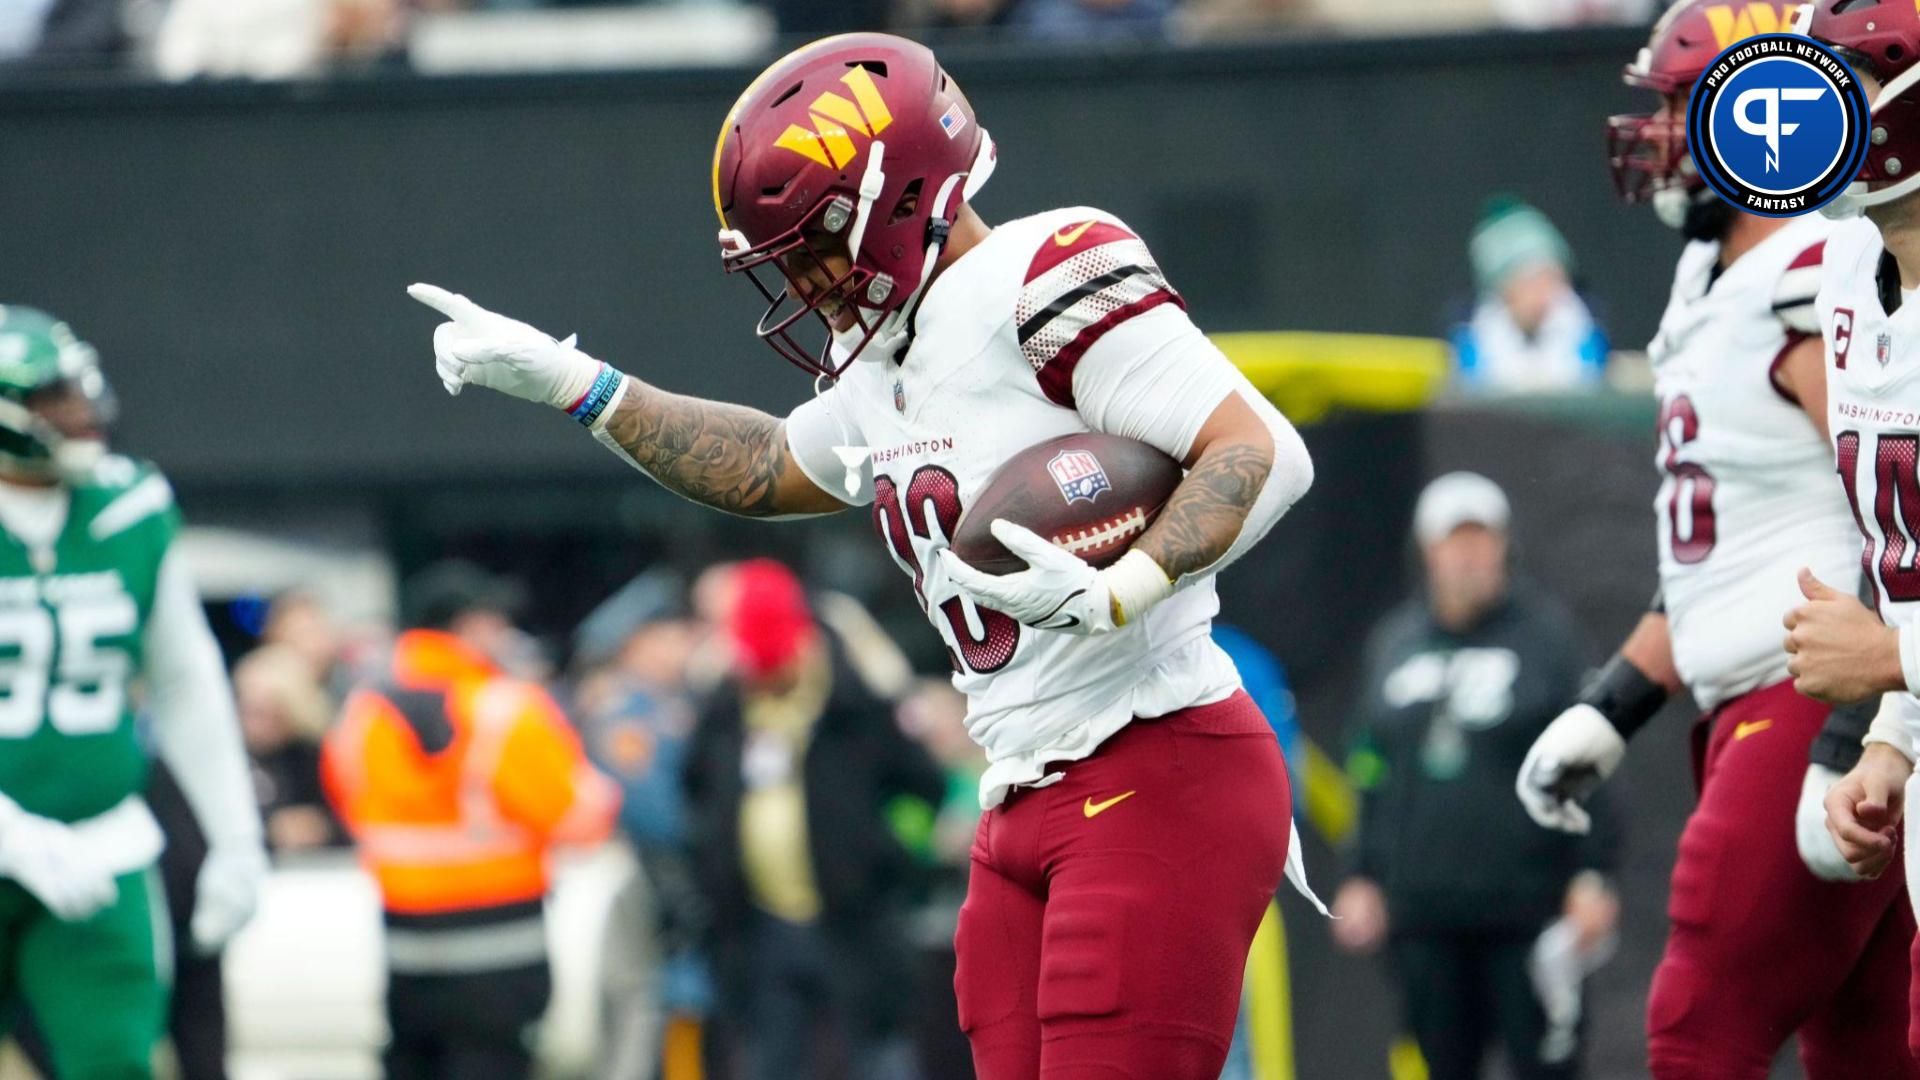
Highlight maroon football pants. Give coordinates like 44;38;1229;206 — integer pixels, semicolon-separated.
954;691;1290;1080
1646;679;1917;1079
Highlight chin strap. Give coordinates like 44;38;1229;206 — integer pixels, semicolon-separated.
856;169;970;361
844;140;888;277
846;130;999;364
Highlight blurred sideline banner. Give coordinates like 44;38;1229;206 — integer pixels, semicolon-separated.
1220;332;1450;423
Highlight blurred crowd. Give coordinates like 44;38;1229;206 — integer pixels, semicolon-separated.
200;554;989;1079
0;0;1658;81
161;461;1617;1080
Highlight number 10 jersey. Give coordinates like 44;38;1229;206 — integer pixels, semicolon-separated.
1820;216;1920;739
1650;215;1860;709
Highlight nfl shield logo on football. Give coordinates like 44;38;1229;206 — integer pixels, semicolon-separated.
1046;449;1111;505
1880;332;1894;367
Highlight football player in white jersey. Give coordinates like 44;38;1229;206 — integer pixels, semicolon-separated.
409;33;1315;1079
1785;1;1920;1060
1515;4;1918;1076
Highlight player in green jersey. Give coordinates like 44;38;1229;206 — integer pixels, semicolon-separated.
0;306;265;1078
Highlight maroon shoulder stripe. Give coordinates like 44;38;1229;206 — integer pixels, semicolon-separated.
1025;221;1138;284
1769;330;1812;405
1786;241;1825;271
1034;290;1185;407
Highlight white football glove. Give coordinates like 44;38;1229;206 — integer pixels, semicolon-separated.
1516;704;1627;834
1798;763;1866;882
941;520;1172;637
0;797;117;922
191;842;269;953
409;283;604;410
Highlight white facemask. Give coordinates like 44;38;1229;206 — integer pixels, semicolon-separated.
1652;187;1693;230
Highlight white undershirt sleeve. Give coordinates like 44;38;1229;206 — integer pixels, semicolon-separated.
145;547;263;853
1071;304;1314;585
784;382;873;507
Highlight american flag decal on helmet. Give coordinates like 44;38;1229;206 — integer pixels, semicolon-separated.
939;103;967;138
1017;218;1184;407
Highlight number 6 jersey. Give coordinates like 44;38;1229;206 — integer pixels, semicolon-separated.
1649;214;1860;709
783;206;1312;808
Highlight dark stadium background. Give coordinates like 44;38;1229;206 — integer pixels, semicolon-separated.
0;24;1785;1077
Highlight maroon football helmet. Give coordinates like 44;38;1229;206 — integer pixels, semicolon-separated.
1805;0;1920;216
712;34;995;379
1607;1;1801;218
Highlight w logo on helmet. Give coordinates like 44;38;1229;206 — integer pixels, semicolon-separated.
773;66;894;169
1702;3;1796;49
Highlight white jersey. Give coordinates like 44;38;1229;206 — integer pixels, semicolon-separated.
785;207;1244;808
1818;216;1920;738
1649;215;1860;709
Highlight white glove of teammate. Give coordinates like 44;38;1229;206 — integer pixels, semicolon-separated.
1797;763;1866;882
0;796;117;922
1516;704;1627;835
191;842;269;953
409;283;603;409
941;520;1172;636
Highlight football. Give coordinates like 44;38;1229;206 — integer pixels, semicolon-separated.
949;432;1182;574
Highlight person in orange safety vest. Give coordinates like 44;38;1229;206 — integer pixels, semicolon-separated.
322;561;619;1080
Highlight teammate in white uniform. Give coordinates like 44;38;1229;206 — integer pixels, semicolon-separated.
1516;5;1918;1076
408;33;1315;1079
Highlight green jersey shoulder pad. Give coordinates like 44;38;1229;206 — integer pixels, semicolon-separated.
81;457;177;544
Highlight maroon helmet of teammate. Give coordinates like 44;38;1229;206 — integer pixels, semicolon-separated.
1804;0;1920;217
711;33;997;379
1607;1;1801;231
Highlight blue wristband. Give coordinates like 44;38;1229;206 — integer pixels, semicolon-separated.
570;365;622;427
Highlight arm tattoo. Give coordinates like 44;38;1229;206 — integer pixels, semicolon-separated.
600;379;796;517
1132;442;1273;579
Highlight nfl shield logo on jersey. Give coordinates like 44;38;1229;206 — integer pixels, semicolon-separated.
1879;332;1893;367
893;379;905;412
1047;449;1111;505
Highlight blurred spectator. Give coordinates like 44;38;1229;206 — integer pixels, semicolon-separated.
1172;0;1313;39
1214;623;1305;781
919;0;1014;31
685;559;943;1080
235;644;345;854
1331;473;1619;1080
402;557;549;679
0;0;138;68
322;560;619;1080
1492;0;1656;28
1450;198;1609;393
262;588;348;700
153;0;403;80
894;678;984;872
890;678;981;1080
1007;0;1177;39
572;570;715;1080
